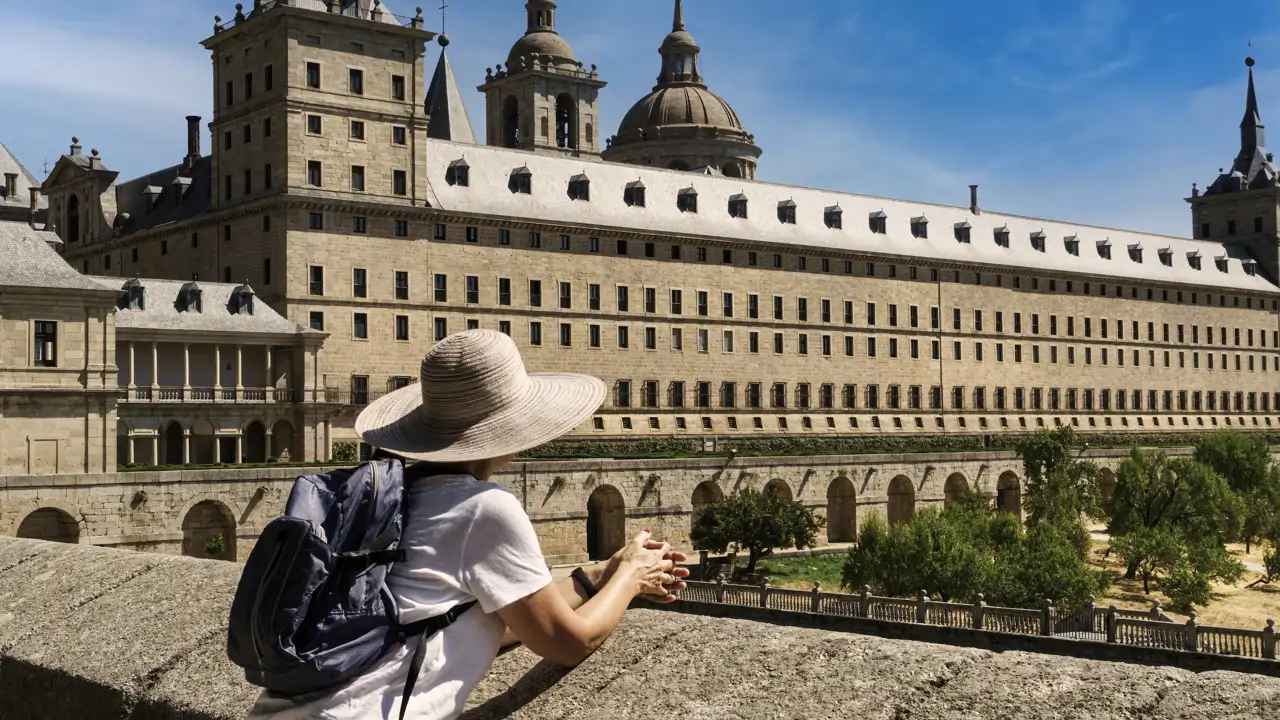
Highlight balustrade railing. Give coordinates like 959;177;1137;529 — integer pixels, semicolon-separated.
677;580;1278;662
117;386;308;404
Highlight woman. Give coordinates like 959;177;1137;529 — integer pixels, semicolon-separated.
248;330;686;719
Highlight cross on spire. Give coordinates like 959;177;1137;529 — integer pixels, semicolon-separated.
439;0;448;34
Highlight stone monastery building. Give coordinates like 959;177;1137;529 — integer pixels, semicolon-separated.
10;0;1280;465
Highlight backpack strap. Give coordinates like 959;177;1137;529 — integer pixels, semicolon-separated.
398;601;478;720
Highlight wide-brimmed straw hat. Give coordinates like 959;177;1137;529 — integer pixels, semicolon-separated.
355;330;606;462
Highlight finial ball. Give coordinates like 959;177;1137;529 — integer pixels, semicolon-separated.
72;136;80;144
1247;56;1256;68
438;34;450;47
91;148;100;157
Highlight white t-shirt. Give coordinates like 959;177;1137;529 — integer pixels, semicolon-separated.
247;475;553;720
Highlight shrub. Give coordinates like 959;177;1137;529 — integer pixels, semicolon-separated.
331;441;359;462
691;488;824;575
1162;566;1213;612
204;534;227;556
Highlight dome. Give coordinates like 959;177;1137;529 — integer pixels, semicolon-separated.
617;85;745;135
507;31;576;69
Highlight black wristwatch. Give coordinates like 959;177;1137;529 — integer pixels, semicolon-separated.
571;567;599;599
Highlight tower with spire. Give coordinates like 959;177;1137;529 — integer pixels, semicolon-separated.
425;34;477;144
1189;57;1280;280
478;1;606;155
602;0;761;177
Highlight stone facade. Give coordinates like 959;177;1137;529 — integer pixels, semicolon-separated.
0;449;1144;565
25;0;1280;459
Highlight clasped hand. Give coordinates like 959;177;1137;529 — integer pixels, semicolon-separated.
605;530;689;603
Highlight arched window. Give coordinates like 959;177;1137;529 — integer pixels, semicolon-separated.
555;94;576;149
66;194;80;243
675;54;686;76
502;96;520;148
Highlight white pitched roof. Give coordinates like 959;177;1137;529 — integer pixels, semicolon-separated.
426;140;1278;294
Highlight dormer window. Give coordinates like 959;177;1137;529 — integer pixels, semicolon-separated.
1215;256;1229;273
1097;239;1112;259
677;187;698;213
993;226;1010;247
1063;235;1079;256
121;278;145;311
777;199;797;224
446;159;469;187
1243;258;1258;276
508;165;532;194
824;205;842;229
1187;251;1202;270
179;281;203;313
1128;244;1143;263
624;180;646;207
910;216;928;238
728;193;748;219
954;221;971;243
1030;231;1046;253
568;174;590;201
868;211;887;234
231;283;256;315
1158;248;1173;267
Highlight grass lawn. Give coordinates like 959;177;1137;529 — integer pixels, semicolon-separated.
754;554;847;591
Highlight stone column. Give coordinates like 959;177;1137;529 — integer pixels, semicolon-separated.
235;434;243;464
127;433;135;465
236;345;243;394
265;429;274;459
151;434;159;466
127;341;136;390
214;344;222;396
151;342;159;389
265;345;273;399
182;343;191;390
182;429;191;465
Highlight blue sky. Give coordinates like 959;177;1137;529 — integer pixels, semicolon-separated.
2;0;1278;236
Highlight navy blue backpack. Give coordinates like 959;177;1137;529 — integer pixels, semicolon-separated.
227;460;474;719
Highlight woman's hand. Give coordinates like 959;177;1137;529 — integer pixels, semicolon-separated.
614;531;689;602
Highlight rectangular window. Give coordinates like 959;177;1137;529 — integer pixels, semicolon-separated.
307;161;323;187
466;276;480;304
589;324;601;348
698;291;709;316
309;266;325;296
433;273;447;302
395;271;410;300
393;126;407;145
351;165;366;191
309;311;325;331
306;62;321;88
559;281;572;309
529;280;542;307
529;321;542;346
352;216;367;234
392;74;406;100
349;68;364;94
393;219;408;237
617;286;629;312
559;323;572;347
352;268;367;298
432;317;448;341
393;170;407;196
33;321;57;367
589;284;601;311
353;312;369;339
647;327;659;350
395;315;410;341
618;326;630;349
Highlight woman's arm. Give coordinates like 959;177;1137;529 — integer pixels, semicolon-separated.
494;532;681;666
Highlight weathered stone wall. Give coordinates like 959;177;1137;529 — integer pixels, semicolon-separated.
2;537;1279;720
0;448;1158;565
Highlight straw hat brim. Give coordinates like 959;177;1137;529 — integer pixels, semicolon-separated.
355;373;607;462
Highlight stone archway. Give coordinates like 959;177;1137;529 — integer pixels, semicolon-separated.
587;485;626;561
243;420;267;464
826;476;857;543
944;473;969;506
887;475;915;526
270;419;295;461
690;480;724;543
161;420;184;466
190;419;216;465
16;508;80;543
996;472;1022;518
182;500;237;561
763;478;793;501
1099;467;1117;504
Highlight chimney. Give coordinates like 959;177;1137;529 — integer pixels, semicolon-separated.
88;148;102;171
70;136;82;156
2;173;16;202
969;184;981;215
183;115;202;174
29;187;39;215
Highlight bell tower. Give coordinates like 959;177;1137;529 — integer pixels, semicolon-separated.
478;1;606;156
1188;57;1280;281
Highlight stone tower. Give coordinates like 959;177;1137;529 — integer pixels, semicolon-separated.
602;0;761;178
478;1;606;155
1189;57;1280;280
201;0;435;210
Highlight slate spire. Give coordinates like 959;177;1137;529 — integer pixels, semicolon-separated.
1242;56;1266;153
424;36;477;144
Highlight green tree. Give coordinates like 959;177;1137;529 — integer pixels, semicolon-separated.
1017;427;1102;528
842;496;1104;609
1193;431;1280;552
691;488;824;575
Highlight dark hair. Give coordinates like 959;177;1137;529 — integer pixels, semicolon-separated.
404;461;471;482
